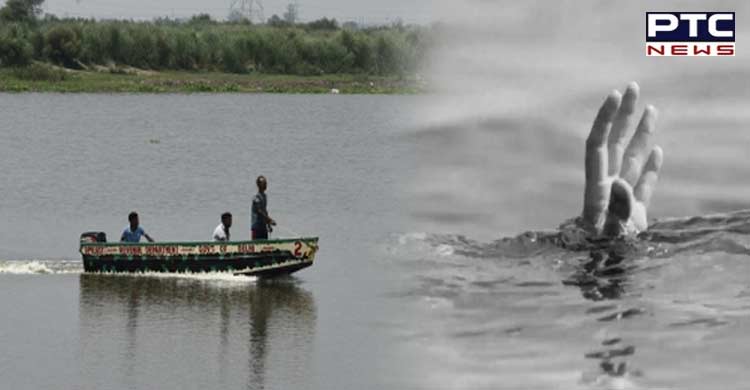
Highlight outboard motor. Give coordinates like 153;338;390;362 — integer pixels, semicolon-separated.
80;232;107;243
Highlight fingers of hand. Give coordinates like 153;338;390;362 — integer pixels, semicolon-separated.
634;145;664;207
583;179;611;226
621;105;658;186
607;82;639;176
608;178;634;221
583;91;621;225
602;178;637;236
586;90;622;183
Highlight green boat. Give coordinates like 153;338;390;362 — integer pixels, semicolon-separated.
79;232;319;277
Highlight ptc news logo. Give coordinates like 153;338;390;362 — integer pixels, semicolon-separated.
646;12;735;56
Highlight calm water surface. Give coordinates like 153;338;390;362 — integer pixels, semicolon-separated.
4;85;750;390
0;93;421;390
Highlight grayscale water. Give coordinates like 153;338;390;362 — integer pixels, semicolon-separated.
396;1;750;389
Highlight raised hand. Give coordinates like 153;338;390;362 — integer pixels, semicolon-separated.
582;82;664;237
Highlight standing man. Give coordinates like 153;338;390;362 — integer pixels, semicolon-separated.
213;212;232;242
251;175;276;240
120;211;155;243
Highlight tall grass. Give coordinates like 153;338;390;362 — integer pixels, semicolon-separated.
0;18;432;76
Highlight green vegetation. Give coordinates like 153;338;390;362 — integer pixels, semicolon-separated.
0;0;433;93
0;67;422;93
0;0;43;24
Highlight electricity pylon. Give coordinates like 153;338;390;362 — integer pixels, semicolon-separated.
229;0;264;23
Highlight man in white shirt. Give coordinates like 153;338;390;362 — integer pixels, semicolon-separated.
213;212;232;242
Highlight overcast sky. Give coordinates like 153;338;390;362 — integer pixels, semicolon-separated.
37;0;437;24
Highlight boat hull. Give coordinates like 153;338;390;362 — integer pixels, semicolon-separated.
79;237;318;277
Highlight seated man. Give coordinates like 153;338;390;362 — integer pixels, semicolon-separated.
120;211;154;243
213;212;232;242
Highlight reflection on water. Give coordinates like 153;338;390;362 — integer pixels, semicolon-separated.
78;275;316;390
393;210;750;389
0;91;417;390
564;246;645;382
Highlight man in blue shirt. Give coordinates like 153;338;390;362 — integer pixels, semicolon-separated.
251;176;276;240
121;211;155;243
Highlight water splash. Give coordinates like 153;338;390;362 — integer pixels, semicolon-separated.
0;260;82;274
0;259;258;283
390;210;750;388
398;210;750;260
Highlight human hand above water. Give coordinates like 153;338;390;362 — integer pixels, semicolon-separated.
582;82;664;237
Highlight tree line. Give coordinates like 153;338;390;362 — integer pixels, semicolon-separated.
0;0;432;76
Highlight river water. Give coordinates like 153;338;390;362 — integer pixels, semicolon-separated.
0;94;422;390
3;85;750;390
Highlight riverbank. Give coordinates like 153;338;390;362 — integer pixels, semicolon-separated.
0;66;424;94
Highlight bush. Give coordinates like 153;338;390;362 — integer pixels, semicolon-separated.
0;34;32;66
189;14;213;25
30;29;44;59
44;25;81;67
200;31;222;68
153;30;172;69
126;26;157;68
0;0;44;24
233;33;259;68
11;62;67;81
79;24;105;64
173;30;200;69
340;30;373;72
374;36;396;75
302;38;351;74
105;24;123;63
306;18;338;31
0;18;431;76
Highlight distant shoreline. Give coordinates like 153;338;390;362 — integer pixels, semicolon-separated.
0;66;425;94
0;14;431;94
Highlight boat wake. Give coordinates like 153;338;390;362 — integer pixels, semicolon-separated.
0;259;258;283
0;260;82;274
